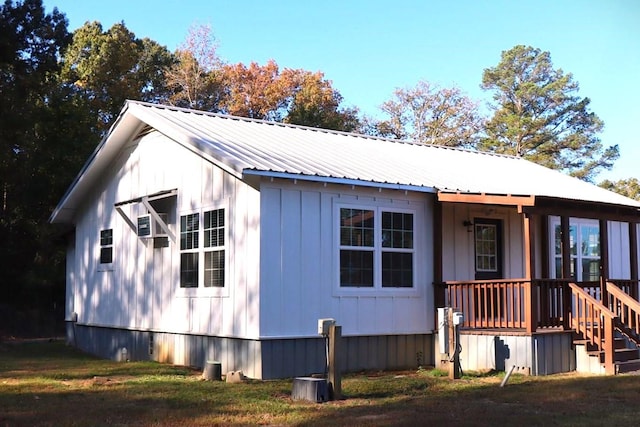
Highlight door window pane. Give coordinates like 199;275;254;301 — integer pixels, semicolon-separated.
475;223;497;272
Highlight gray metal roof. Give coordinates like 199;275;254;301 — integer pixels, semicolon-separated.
127;101;639;205
50;100;640;224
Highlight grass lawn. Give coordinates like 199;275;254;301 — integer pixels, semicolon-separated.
1;340;640;426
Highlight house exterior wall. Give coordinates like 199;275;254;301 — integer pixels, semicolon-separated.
441;203;524;281
258;180;435;337
68;131;261;340
608;220;632;279
458;331;574;375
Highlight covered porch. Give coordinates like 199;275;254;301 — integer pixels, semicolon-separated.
433;192;640;375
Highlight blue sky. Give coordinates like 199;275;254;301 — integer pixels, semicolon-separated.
46;0;639;182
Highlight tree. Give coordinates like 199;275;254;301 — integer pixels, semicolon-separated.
599;178;640;201
220;59;293;120
61;21;174;132
374;81;483;147
481;45;618;181
0;0;90;333
283;70;360;132
164;23;225;111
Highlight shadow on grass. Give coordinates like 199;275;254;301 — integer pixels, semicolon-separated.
3;342;640;426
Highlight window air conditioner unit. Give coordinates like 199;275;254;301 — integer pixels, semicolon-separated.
137;213;168;238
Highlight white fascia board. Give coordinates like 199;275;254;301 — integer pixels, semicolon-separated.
242;169;438;194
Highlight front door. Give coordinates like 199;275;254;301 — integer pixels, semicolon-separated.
474;218;503;280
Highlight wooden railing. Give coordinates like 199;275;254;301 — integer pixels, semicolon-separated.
569;283;616;375
608;279;639;301
440;278;638;334
607;281;640;345
444;279;534;332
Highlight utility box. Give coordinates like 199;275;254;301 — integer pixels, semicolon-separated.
292;377;329;403
453;311;464;326
317;318;335;336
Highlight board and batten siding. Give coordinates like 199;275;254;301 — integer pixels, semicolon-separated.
258;180;435;338
441;203;524;281
69;131;261;340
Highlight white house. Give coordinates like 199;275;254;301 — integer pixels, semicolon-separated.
51;101;640;378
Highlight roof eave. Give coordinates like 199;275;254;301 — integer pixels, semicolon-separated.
243;169;438;194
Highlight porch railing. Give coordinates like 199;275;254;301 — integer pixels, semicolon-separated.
569;283;616;375
607;281;640;344
443;279;534;332
440;278;639;334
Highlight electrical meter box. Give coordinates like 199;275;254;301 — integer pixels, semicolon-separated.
317;318;335;336
453;311;464;326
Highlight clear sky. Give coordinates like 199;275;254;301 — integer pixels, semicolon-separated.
45;0;639;182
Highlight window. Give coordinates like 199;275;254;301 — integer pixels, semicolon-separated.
99;229;113;264
204;209;225;287
551;218;600;281
339;206;414;289
180;208;226;289
473;219;503;280
180;213;199;288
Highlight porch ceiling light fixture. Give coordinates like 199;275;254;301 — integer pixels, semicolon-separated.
463;220;474;232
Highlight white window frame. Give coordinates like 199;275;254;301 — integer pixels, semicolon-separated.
334;203;418;296
177;203;229;297
549;217;600;281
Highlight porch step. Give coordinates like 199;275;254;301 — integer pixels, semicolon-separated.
616;359;640;374
574;337;627;353
599;348;640;363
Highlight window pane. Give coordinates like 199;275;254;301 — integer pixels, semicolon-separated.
569;226;577;256
382;212;413;249
581;226;600;257
475;224;497;272
204;250;225;287
180;214;199;250
340;208;374;247
554;225;562;256
204;209;224;248
555;257;562;278
582;259;600;282
100;247;112;264
340;250;373;287
180;253;199;288
100;229;113;245
382;252;413;287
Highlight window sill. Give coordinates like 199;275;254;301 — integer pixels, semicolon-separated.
176;286;229;298
333;286;422;298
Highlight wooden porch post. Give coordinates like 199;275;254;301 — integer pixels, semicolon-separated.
523;213;535;280
630;222;639;301
523;214;537;333
603;315;615;375
561;216;572;329
600;219;609;308
433;199;444;310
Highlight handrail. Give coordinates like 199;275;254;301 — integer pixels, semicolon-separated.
607;281;640;344
569;283;616;375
